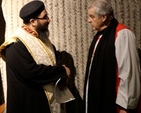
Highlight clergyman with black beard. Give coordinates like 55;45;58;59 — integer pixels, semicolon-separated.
0;1;70;113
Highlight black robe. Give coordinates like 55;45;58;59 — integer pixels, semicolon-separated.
4;40;67;113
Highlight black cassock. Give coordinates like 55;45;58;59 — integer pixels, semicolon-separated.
4;40;67;113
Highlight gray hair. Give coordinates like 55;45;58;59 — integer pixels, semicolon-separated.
88;0;114;20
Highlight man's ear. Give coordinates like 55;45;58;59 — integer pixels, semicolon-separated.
30;19;36;27
102;14;107;22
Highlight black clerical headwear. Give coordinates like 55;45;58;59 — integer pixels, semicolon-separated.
19;0;45;21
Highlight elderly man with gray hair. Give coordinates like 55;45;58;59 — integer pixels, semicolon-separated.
83;0;141;113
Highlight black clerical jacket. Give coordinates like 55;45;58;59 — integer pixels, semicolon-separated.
4;40;67;113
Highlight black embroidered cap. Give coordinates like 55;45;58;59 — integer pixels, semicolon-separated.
19;0;45;21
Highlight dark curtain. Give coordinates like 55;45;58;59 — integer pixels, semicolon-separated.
0;0;5;105
137;48;141;113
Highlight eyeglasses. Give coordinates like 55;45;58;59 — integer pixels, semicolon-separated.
35;15;49;20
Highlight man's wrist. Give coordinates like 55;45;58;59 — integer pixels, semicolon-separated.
118;105;129;113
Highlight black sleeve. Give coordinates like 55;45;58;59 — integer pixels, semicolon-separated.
5;41;67;86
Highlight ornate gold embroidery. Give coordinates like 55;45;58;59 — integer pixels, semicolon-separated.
22;25;38;37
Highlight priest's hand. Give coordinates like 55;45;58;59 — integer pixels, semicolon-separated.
119;109;129;113
62;65;70;78
119;107;129;113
